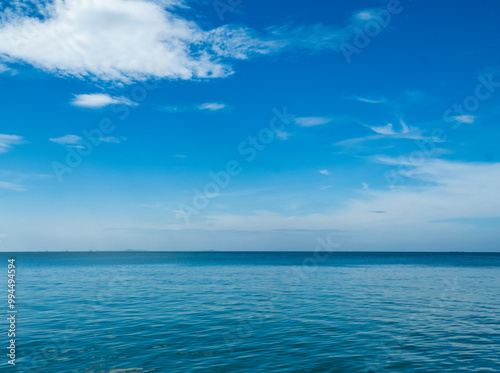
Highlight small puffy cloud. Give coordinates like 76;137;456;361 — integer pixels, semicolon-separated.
197;102;226;111
452;115;475;124
0;134;24;153
354;10;376;21
71;94;137;108
49;135;82;145
319;169;329;175
295;117;332;127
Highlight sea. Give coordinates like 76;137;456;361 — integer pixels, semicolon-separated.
0;251;499;373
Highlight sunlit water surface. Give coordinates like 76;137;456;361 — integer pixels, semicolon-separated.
1;252;499;372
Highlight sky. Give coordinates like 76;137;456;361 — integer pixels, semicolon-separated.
0;0;499;251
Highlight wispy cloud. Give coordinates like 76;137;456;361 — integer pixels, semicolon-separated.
161;102;228;113
367;119;435;141
176;160;500;250
50;134;125;146
0;171;62;192
161;105;184;113
0;181;25;191
336;119;441;146
369;151;450;168
266;11;383;54
49;134;82;145
276;132;291;140
295;117;333;127
0;134;24;153
369;122;400;135
71;94;137;108
0;63;10;73
319;169;329;175
197;102;226;111
99;136;127;143
354;96;387;104
452;115;475;124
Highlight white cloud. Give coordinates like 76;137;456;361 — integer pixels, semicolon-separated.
354;10;376;21
266;15;380;54
295;117;332;127
369;122;397;135
369;155;413;166
49;134;82;145
71;94;137;108
355;96;387;104
336;119;441;147
452;115;475;124
0;1;385;84
162;102;228;113
362;182;368;190
171;160;500;250
276;132;291;140
206;25;276;59
0;0;273;83
50;134;125;145
0;134;24;153
99;136;126;143
319;169;329;175
0;181;25;191
197;102;226;111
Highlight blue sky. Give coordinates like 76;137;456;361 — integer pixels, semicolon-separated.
0;0;499;251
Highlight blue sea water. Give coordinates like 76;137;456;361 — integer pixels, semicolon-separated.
0;251;499;373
